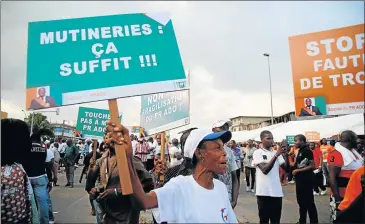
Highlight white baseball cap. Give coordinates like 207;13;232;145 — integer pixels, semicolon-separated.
212;119;233;129
184;128;232;159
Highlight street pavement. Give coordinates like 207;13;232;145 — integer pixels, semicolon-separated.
50;167;330;223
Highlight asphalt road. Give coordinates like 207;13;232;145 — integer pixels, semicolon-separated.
50;167;330;223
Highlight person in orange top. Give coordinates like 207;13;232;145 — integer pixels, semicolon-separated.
335;165;364;223
327;131;363;223
288;146;299;184
338;165;364;211
320;138;334;186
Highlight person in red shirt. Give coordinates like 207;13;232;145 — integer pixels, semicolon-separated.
309;142;327;195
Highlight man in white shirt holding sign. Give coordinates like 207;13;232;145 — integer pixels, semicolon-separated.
252;130;286;224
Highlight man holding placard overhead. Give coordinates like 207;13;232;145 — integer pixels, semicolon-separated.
86;133;154;224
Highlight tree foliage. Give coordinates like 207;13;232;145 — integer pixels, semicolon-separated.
26;113;51;134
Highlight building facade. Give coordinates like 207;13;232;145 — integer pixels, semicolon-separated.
50;122;76;138
230;112;296;132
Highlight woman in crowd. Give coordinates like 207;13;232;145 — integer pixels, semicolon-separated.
1;119;38;223
328;130;363;223
106;121;238;223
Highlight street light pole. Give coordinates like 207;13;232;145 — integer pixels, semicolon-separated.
263;53;274;125
30;112;34;136
21;110;27;119
26;108;60;136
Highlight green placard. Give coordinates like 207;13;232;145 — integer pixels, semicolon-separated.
76;107;122;138
286;135;295;145
26;12;187;110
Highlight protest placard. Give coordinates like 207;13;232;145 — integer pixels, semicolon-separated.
286;135;295;145
26;12;187;195
140;90;190;134
289;24;364;117
305;131;321;142
26;12;187;110
75;107;122;139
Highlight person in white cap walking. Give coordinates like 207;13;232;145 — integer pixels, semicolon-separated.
105;121;238;224
212;119;240;209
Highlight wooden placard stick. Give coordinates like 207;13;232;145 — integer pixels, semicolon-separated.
159;131;166;182
92;139;97;161
108;99;133;195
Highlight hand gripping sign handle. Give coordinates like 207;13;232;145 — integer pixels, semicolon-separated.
159;131;166;182
108;99;133;195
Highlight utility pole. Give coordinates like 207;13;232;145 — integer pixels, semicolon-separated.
61;120;65;137
30;112;34;136
263;53;274;125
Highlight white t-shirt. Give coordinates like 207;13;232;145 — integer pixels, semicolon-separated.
50;144;61;163
252;148;285;197
154;144;169;155
78;143;85;153
152;175;238;223
58;143;67;153
45;148;54;162
169;145;181;167
147;142;155;160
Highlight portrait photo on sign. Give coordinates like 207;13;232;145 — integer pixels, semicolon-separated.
298;96;327;117
26;86;58;110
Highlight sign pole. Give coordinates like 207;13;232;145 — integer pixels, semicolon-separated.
159;131;166;182
108;99;133;195
92;139;97;161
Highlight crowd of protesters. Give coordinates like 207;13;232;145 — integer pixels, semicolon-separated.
1;118;364;224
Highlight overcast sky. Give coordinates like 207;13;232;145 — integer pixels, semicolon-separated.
1;1;364;136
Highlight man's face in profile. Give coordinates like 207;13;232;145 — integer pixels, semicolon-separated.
305;98;312;107
38;88;46;98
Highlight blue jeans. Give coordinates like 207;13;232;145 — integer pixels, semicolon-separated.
93;199;105;224
30;175;50;224
47;190;54;221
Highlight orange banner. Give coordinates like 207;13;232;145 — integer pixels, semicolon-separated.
289;24;364;117
1;111;8;119
305;131;321;142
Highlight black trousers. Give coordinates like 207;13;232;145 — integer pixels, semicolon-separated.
313;171;326;193
257;196;282;223
75;153;81;164
59;153;65;167
288;166;294;181
236;169;241;185
245;167;256;189
146;159;154;171
296;179;318;223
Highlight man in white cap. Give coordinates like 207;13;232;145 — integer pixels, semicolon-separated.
212;119;239;209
